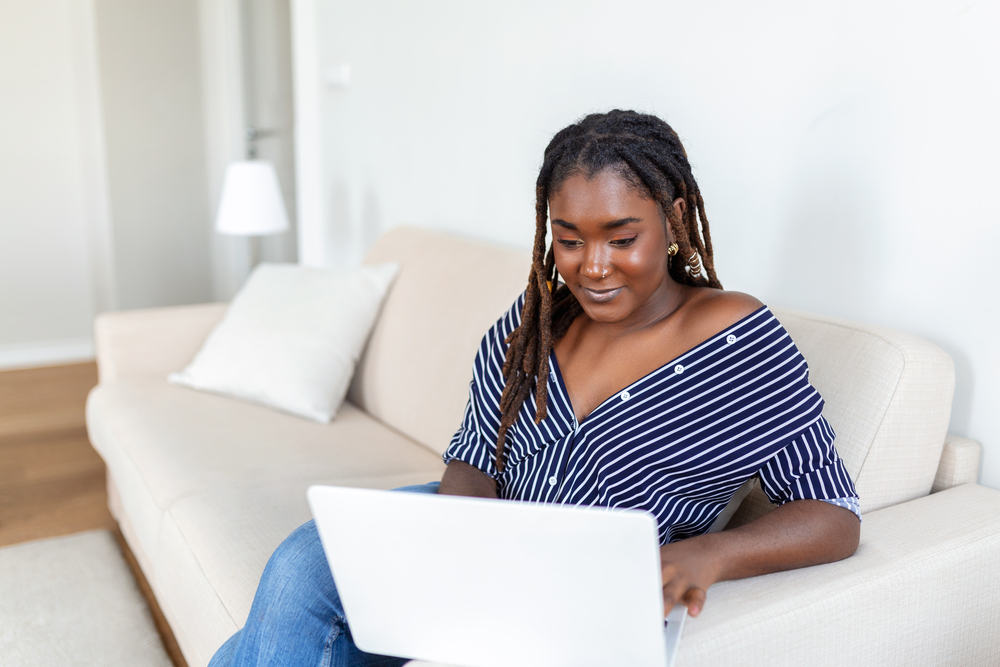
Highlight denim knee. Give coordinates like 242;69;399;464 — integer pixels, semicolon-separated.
253;519;341;621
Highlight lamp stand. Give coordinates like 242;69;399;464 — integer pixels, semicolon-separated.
249;235;262;270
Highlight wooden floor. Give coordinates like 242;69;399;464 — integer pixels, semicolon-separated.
0;362;113;546
0;362;187;667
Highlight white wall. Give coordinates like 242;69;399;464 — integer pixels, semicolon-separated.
0;0;220;368
299;0;1000;489
0;0;111;368
93;0;214;310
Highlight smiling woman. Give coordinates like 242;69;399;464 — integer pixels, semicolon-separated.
209;110;862;667
442;110;861;620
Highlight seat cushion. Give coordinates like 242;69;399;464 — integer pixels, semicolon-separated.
169;471;438;627
154;469;442;666
86;376;446;654
88;377;445;513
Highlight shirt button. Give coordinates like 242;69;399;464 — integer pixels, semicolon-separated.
674;364;684;375
726;334;737;344
548;476;558;486
620;390;630;401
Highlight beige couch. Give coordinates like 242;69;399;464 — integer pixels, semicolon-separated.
87;227;1000;667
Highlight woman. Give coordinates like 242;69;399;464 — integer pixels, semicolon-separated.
210;110;860;667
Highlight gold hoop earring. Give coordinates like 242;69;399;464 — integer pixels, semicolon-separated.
667;243;679;257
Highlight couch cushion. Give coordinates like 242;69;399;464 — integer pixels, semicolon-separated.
350;227;530;456
168;262;400;423
150;473;444;667
87;377;445;514
152;510;238;667
169;470;439;629
90;376;445;667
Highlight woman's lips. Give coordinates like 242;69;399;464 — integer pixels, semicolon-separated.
582;286;623;302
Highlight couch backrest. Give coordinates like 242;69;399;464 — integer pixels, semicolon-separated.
354;228;955;516
349;227;530;457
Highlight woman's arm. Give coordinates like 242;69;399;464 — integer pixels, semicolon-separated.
438;460;498;498
660;499;860;617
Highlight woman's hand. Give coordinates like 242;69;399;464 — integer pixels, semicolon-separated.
438;460;498;498
658;499;860;619
659;536;722;618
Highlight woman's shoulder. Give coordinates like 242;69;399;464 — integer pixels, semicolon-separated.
676;289;766;344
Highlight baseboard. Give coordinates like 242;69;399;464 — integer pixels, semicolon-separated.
0;338;95;371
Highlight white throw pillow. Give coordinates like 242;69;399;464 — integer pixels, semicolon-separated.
168;262;399;422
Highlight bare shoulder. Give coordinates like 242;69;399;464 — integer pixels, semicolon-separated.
678;289;765;341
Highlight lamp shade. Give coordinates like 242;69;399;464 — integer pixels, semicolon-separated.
215;160;290;236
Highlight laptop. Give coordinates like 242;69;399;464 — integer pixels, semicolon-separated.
307;485;687;667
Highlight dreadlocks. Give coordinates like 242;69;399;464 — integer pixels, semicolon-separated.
494;109;722;473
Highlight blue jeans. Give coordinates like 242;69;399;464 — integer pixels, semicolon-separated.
208;482;440;667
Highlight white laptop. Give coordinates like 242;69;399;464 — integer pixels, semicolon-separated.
307;486;686;667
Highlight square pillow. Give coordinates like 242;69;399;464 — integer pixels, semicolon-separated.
168;262;399;422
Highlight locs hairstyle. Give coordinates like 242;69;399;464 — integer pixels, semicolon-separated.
494;109;722;472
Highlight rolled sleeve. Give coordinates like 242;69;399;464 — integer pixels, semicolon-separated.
758;416;861;520
442;381;499;479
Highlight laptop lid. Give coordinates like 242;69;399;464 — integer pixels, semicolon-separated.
307;485;674;667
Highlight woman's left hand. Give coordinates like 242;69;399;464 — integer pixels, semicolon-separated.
658;537;720;618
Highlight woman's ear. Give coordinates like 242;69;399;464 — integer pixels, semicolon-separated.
672;197;686;220
664;198;686;246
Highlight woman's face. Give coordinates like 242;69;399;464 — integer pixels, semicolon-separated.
548;169;679;326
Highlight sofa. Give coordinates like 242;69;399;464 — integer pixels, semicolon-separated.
86;227;1000;667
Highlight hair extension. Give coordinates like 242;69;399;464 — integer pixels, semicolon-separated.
494;110;722;472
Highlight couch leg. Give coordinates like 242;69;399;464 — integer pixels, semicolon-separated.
113;527;189;667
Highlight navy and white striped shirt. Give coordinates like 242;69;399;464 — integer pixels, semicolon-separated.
444;294;860;544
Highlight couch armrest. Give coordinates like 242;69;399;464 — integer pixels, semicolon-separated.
94;303;227;383
931;433;982;492
672;483;1000;666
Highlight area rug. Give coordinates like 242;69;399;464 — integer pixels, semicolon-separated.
0;530;172;666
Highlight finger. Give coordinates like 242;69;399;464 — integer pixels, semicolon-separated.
661;576;689;617
681;587;707;617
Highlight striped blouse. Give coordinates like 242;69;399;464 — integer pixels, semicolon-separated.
443;294;860;544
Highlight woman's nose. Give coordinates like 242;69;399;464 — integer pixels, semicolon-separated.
581;246;611;280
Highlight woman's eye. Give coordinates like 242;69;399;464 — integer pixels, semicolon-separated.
610;236;637;247
557;239;583;248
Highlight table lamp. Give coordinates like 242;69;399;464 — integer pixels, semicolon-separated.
215;160;290;268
